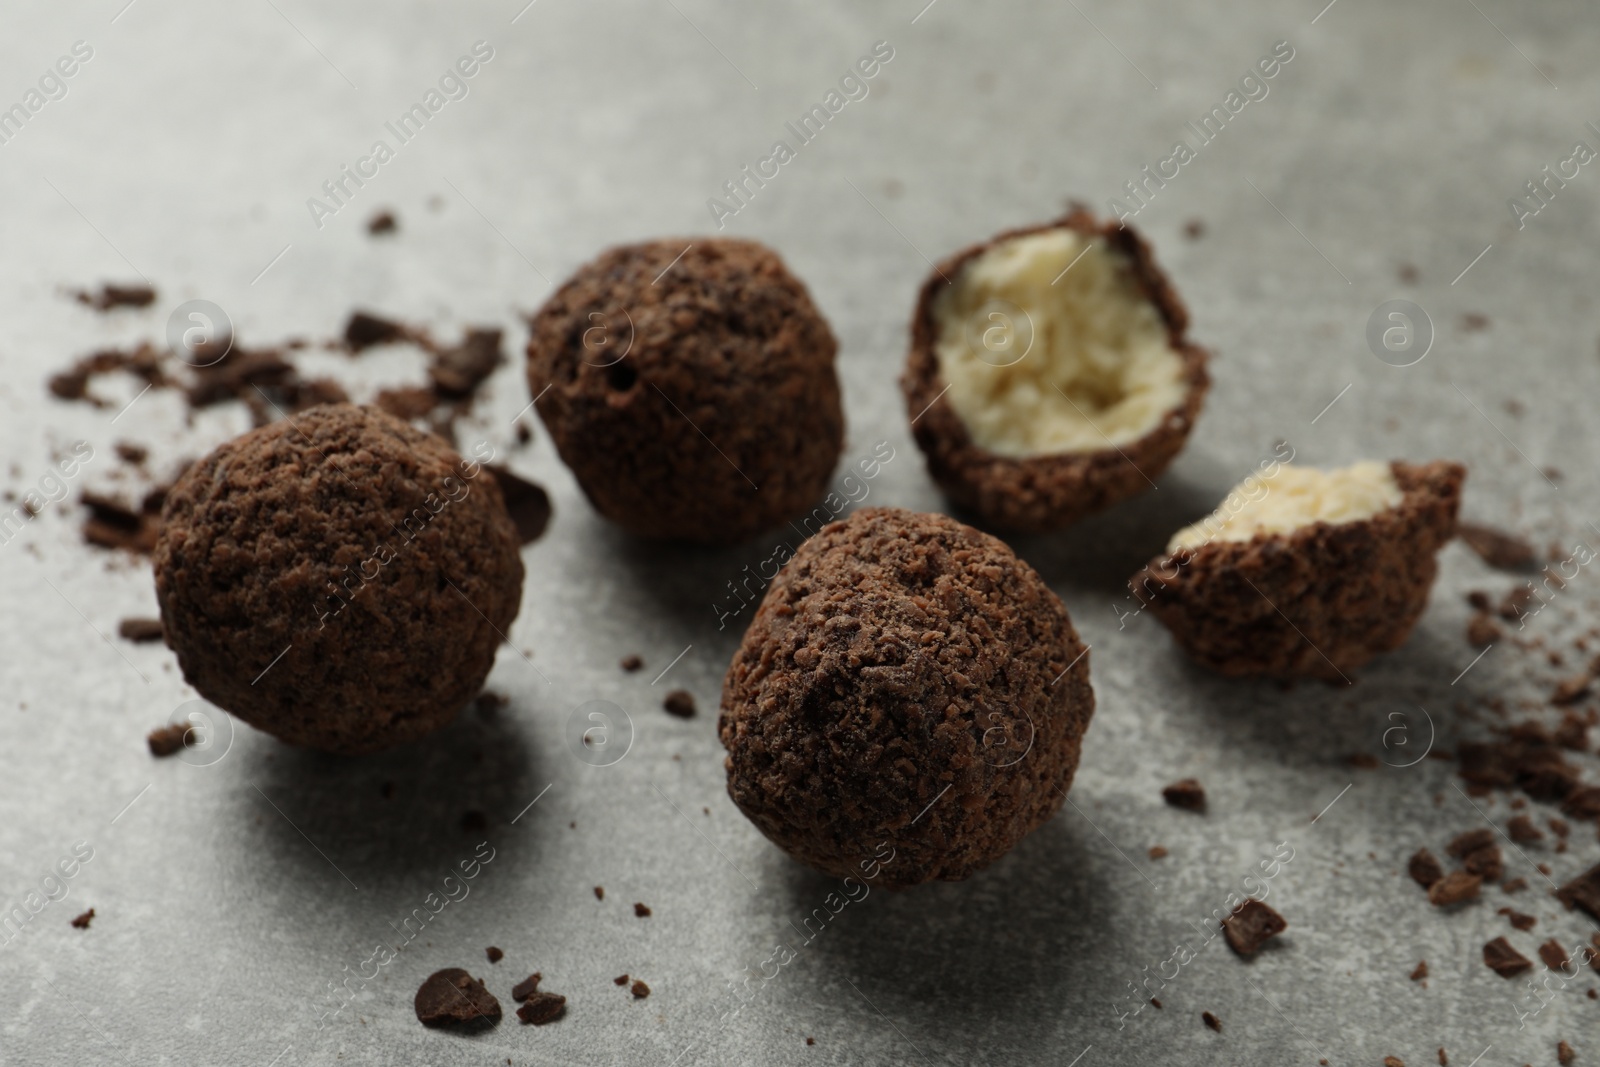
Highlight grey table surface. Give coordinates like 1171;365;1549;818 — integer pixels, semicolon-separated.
3;0;1600;1064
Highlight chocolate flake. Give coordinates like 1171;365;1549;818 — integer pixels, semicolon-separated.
430;328;503;398
1220;898;1287;956
1148;845;1168;859
1383;1058;1405;1067
1558;1041;1575;1067
613;974;629;986
1447;829;1495;857
344;311;408;351
1482;937;1533;978
594;886;604;901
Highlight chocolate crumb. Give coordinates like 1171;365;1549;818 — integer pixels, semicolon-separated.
461;810;487;833
1502;877;1528;893
1499;586;1536;621
1448;828;1495;856
1398;263;1420;284
147;723;187;757
1539;939;1570;972
807;1037;816;1046
1220;898;1287;956
1410;961;1428;981
1163;778;1206;812
1428;869;1482;906
72;283;157;311
1438;1050;1448;1066
1467;590;1492;611
1348;752;1380;769
516;992;566;1025
663;690;696;718
485;465;551;545
613;974;629;986
620;654;643;672
1409;848;1445;889
1150;998;1162;1008
1497;907;1536;931
344;311;408;352
514;420;532;445
114;442;148;465
1148;845;1168;859
1507;815;1543;842
1202;1011;1221;1032
1564;787;1600;820
1460;312;1491;332
1458;523;1535;570
1558;1041;1575;1067
1556;862;1600;921
367;210;397;235
1550;817;1571;838
1483;936;1533;978
630;979;650;999
1462;844;1503;882
594;886;604;900
70;908;94;929
414;968;501;1028
486;946;503;964
1553;674;1593;706
633;902;651;917
511;973;543;1001
1555;713;1589;751
1384;1057;1406;1067
1183;219;1205;240
1467;613;1502;647
118;617;164;643
430;328;503;399
82;490;160;554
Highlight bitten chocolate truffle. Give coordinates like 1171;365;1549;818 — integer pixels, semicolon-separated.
901;208;1209;532
719;507;1094;889
1130;460;1464;680
527;238;843;543
154;403;524;754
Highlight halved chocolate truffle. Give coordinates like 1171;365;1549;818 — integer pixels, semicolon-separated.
1130;460;1464;680
901;208;1208;532
154;403;524;754
719;507;1094;889
526;238;843;544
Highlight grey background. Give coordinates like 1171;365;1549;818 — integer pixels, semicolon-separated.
2;0;1598;1064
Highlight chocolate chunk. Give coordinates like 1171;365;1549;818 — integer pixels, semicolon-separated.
73;283;157;311
1202;1011;1221;1032
510;973;543;1001
620;655;643;672
1556;862;1600;921
1457;523;1535;570
1220;898;1287;956
807;1036;816;1045
1482;937;1533;978
630;979;650;999
430;328;503;398
633;902;651;918
118;618;164;643
1410;961;1427;981
485;946;503;963
367;210;397;235
1539;939;1570;972
516;992;566;1025
1428;869;1482;906
147;723;188;757
1448;829;1495;857
663;690;696;719
344;311;407;351
70;908;94;929
1163;778;1206;812
1506;815;1543;843
414;968;501;1027
484;466;551;545
613;974;629;986
1408;848;1444;889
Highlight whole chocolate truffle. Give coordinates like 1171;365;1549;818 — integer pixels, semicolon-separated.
527;238;843;544
154;404;524;754
719;507;1094;888
901;207;1209;533
1131;460;1464;680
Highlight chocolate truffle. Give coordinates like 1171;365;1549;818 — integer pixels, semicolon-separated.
1130;460;1464;680
527;238;843;543
719;507;1094;889
154;403;524;754
901;208;1209;532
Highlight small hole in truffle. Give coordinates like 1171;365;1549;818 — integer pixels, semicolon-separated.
606;361;638;392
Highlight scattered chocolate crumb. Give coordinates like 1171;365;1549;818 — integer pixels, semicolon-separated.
374;385;437;421
663;690;696;718
630;979;650;999
514;420;532;445
1438;1049;1448;1066
1467;590;1492;611
1497;907;1536;931
367;210;397;235
1148;845;1168;859
1507;814;1543;843
1409;848;1445;889
620;654;643;672
1398;263;1420;284
486;946;503;964
344;311;408;352
1348;752;1380;769
1539;863;1552;876
1410;961;1428;981
1556;862;1600;921
1428;869;1482;906
1460;312;1491;332
633;902;651;918
70;908;94;929
1483;936;1533;978
613;974;629;986
1458;523;1535;570
1550;817;1571;838
1463;844;1503;882
1220;898;1287;956
1565;787;1600;820
594;886;604;901
1183;219;1205;239
1552;672;1593;705
1201;1011;1221;1032
114;442;148;464
461;810;488;834
1539;939;1570;972
147;723;187;757
1499;586;1536;622
1467;614;1502;647
1150;998;1162;1009
1163;778;1206;812
72;283;157;311
1502;877;1528;893
118;617;164;643
82;489;161;554
1558;1041;1575;1067
414;968;501;1028
485;465;552;545
1448;828;1495;856
1384;1057;1406;1067
1555;713;1590;751
511;973;543;1001
806;1037;816;1046
516;992;566;1025
430;328;503;399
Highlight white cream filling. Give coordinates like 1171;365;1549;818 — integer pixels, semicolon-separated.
933;228;1188;458
1167;461;1402;552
